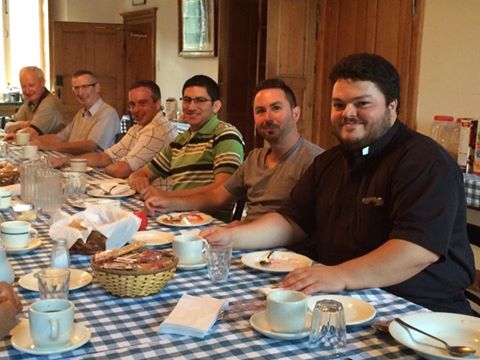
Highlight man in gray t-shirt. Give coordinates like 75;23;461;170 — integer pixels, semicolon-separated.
143;78;323;222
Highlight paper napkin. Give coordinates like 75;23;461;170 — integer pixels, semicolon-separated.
99;182;131;195
158;294;227;338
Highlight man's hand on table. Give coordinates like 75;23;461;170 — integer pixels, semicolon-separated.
128;174;150;194
200;226;233;246
279;264;347;294
50;157;70;168
143;194;172;216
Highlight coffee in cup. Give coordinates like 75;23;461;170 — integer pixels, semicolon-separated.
267;290;307;333
0;220;37;249
172;234;204;265
15;132;30;145
0;189;12;209
29;299;74;347
69;158;87;172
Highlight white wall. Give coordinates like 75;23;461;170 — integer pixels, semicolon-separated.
416;0;480;135
51;0;218;108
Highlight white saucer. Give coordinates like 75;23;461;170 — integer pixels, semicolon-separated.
307;295;376;326
177;260;207;270
70;197;121;209
250;310;312;340
132;230;174;247
6;238;42;254
64;166;93;173
19;269;93;291
11;319;91;355
87;188;135;198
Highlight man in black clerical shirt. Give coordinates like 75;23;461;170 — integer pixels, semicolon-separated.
201;53;475;314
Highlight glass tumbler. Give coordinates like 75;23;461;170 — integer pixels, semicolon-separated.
35;268;70;300
206;243;232;282
309;299;347;356
63;172;87;204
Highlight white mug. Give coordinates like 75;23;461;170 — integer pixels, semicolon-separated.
29;299;74;347
267;290;307;333
0;189;12;209
15;132;30;145
70;158;87;172
23;144;38;160
172;234;204;265
0;220;38;249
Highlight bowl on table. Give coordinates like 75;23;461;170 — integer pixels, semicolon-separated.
91;249;178;297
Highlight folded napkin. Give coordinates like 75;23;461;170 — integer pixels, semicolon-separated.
158;294;227;338
257;286;282;296
99;182;131;195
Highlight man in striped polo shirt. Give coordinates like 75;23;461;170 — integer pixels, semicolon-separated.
129;75;244;221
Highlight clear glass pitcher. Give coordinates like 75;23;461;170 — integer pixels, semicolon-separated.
34;167;64;216
20;160;41;204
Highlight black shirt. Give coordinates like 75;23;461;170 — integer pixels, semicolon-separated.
281;121;475;314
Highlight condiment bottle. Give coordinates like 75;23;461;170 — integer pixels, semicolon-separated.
0;243;14;283
51;239;70;269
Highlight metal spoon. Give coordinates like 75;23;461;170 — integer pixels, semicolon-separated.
395;318;476;357
259;250;274;266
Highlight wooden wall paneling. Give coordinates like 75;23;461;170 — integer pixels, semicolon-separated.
266;0;319;143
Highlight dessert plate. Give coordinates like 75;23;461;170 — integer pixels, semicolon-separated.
177;259;207;270
132;230;174;247
70;197;121;209
19;269;93;291
6;238;42;255
250;310;312;340
87;188;135;198
11;319;91;355
307;294;376;326
389;312;480;360
157;212;213;227
241;250;313;273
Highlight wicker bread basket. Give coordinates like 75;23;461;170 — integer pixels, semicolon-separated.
91;253;178;297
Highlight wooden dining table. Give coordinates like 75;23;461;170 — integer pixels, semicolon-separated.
0;146;427;359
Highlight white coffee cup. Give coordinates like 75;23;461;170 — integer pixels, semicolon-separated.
267;290;307;333
15;132;30;145
29;299;74;347
172;234;204;265
0;220;38;249
23;144;38;160
0;189;12;209
70;158;87;172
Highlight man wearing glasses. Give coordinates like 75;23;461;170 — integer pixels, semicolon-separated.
129;74;244;222
50;81;177;179
4;66;67;137
31;70;119;154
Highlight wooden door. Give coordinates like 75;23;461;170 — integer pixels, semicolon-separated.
52;21;125;121
313;0;424;149
265;0;319;142
217;0;267;153
121;8;157;93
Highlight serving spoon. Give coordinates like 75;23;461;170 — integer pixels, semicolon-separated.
395;317;476;357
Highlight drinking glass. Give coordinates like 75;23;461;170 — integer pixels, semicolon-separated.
206;243;232;282
35;268;70;300
309;299;347;356
63;172;87;204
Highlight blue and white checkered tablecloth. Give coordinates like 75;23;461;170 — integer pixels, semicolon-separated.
0;149;425;359
465;173;480;209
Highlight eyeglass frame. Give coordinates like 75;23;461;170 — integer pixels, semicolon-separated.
71;83;97;92
180;97;213;105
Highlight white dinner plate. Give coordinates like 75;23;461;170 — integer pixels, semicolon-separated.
249;310;312;340
307;295;376;326
131;230;174;247
11;319;91;355
63;166;94;173
19;269;93;292
177;259;207;270
241;250;313;273
156;212;213;227
87;188;135;198
70;197;121;209
6;238;42;255
389;312;480;360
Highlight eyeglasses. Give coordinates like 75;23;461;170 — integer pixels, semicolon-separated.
180;97;212;105
72;83;97;92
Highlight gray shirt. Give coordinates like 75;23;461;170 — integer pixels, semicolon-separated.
224;138;323;221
